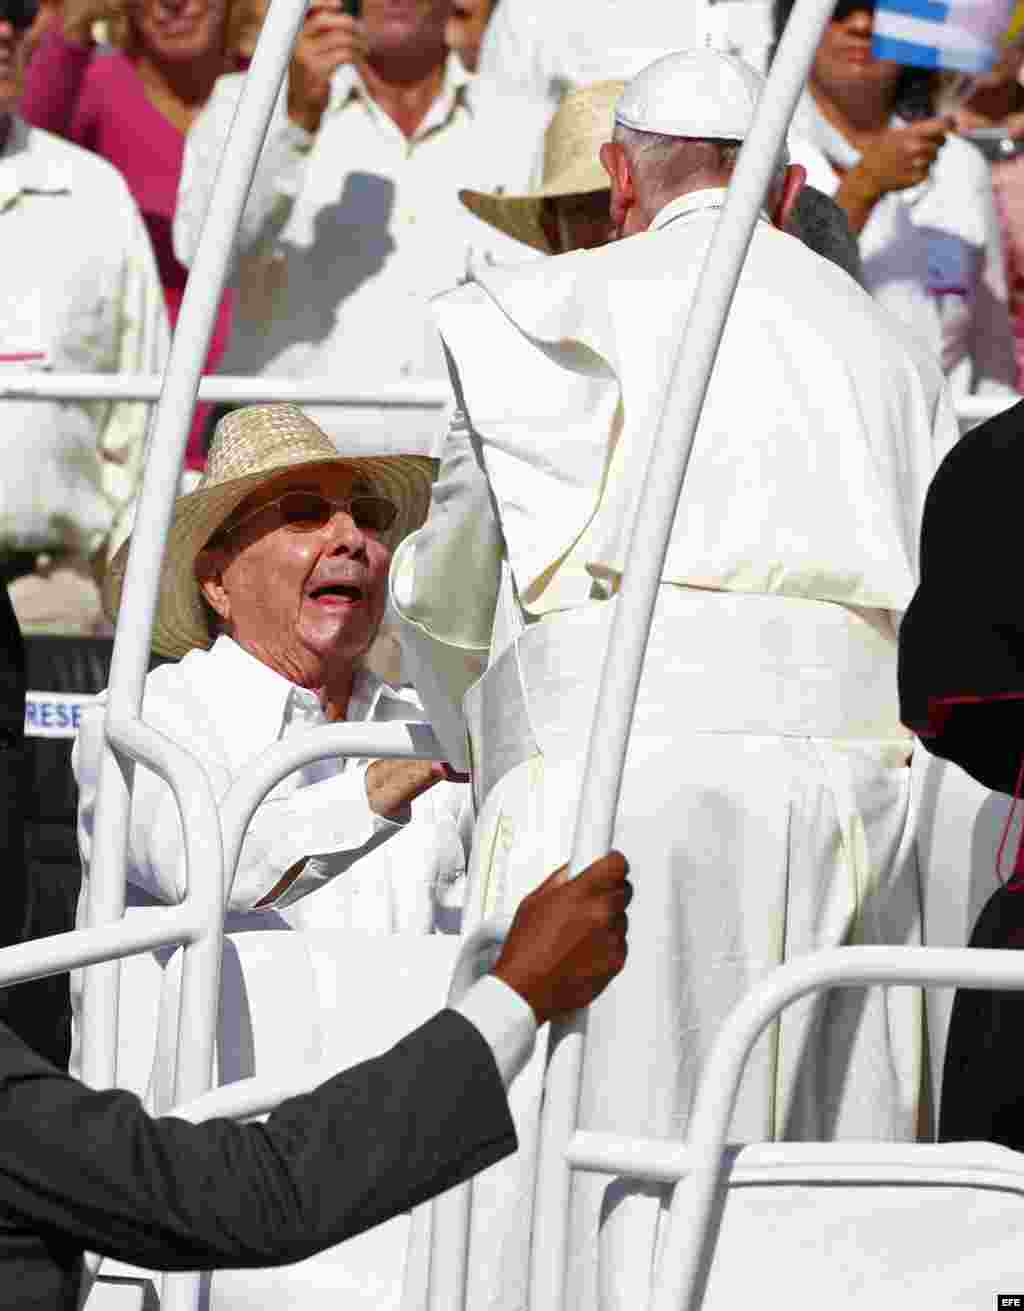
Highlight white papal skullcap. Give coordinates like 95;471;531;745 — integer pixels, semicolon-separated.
615;49;769;141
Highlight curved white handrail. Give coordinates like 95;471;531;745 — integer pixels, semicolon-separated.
81;0;314;1305
0;375;449;406
654;944;1024;1311
169;916;512;1128
0;372;1012;430
217;721;444;894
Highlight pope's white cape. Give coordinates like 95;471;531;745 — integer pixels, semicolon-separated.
430;198;955;625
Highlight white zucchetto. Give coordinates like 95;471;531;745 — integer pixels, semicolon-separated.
614;49;768;141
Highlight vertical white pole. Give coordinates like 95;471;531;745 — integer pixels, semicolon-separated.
82;0;310;1097
78;0;311;1303
527;3;835;1307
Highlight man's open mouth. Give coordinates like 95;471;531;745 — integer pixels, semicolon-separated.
308;584;364;603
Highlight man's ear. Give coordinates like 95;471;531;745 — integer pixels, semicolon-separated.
195;548;231;625
770;162;806;231
599;141;634;238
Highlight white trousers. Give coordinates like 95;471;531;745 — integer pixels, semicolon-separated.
408;588;925;1311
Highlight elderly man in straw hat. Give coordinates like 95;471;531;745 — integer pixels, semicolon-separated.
72;405;469;1084
393;50;957;1311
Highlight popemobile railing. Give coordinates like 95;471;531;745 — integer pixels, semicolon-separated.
1;0;1023;1303
21;0;455;1305
0;375;1009;429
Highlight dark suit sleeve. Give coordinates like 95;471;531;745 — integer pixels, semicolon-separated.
0;1008;516;1271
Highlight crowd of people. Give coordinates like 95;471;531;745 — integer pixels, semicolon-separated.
1;0;1024;1304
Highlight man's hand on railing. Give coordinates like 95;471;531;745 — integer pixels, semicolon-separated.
365;758;469;820
492;852;632;1025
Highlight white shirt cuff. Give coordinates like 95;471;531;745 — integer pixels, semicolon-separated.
454;974;538;1088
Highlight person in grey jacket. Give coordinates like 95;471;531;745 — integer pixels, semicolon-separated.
0;850;631;1310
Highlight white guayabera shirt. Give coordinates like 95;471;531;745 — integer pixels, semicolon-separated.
73;635;470;928
0;117;169;556
174;56;549;457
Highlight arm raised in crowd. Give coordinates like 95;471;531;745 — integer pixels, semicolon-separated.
19;0;103;143
173;5;366;267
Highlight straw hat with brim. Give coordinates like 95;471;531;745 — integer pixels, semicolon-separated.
104;403;437;660
460;79;625;253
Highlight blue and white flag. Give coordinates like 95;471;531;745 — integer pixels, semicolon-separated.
872;0;1016;73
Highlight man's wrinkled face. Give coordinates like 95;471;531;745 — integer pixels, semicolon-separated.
362;0;450;58
197;465;392;688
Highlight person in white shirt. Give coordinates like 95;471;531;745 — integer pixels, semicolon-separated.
477;0;704;110
173;0;549;457
392;50;958;1311
779;0;1018;398
73;405;469;1110
0;10;169;634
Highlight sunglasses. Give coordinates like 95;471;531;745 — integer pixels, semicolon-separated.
219;490;399;541
1;0;39;29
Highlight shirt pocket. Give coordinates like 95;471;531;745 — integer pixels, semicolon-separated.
0;288;52;372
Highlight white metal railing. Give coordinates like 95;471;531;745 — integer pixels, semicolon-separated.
78;0;312;1139
154;943;1024;1311
0;375;448;407
564;945;1024;1311
0;371;1012;427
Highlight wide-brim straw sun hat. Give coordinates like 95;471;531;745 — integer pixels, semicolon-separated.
459;79;625;253
104;404;436;660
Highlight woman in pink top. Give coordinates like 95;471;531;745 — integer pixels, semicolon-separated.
21;0;262;469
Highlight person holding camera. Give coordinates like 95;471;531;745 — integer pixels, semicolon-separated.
778;0;1018;399
173;0;549;459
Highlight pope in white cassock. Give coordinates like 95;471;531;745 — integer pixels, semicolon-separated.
392;52;959;1311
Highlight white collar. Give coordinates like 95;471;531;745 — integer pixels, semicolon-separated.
0;118;73;212
198;635;391;770
326;51;475;123
649;187;769;233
